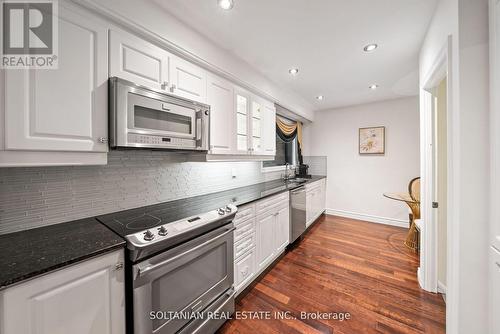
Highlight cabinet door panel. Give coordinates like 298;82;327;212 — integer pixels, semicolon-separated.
275;205;290;253
170;56;207;103
109;29;169;91
256;213;276;270
235;89;250;154
0;250;125;334
262;102;277;155
235;248;256;293
5;7;108;152
207;75;235;153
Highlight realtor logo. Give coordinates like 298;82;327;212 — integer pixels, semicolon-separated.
1;0;58;68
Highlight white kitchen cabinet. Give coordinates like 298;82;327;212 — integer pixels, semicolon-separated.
234;87;251;154
232;87;276;157
207;74;235;154
169;55;207;103
109;29;170;91
0;250;125;334
110;30;206;104
1;4;108;166
256;212;277;270
261;102;277;155
275;204;290;253
306;179;326;227
491;246;500;334
234;248;256;293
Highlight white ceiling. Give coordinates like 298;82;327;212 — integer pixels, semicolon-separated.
154;0;437;111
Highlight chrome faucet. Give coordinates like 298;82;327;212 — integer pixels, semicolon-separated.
282;163;293;181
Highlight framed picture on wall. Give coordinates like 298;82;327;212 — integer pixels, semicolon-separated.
359;126;385;154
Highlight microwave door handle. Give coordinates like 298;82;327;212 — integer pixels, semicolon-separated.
196;118;202;141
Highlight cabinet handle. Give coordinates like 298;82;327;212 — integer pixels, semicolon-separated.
114;262;124;271
161;81;169;90
98;137;108;144
170;84;177;93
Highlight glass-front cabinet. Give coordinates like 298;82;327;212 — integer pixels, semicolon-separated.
234;87;275;156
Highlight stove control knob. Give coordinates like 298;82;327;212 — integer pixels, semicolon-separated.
225;205;232;213
158;226;168;236
217;208;226;215
143;230;155;241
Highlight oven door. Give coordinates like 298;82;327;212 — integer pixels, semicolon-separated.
132;225;235;334
127;92;197;140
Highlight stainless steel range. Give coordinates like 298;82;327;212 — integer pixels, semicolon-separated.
97;198;237;334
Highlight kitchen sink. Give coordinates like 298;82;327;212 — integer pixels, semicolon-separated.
285;178;308;185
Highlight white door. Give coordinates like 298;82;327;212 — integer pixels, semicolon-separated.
109;29;170;91
235;87;251;155
275;205;290;253
261;101;277;156
256;213;276;270
207;74;235;154
0;250;125;334
4;6;108;152
169;55;207;103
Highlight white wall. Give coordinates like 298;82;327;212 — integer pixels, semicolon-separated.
303;97;420;227
76;0;314;121
419;0;490;332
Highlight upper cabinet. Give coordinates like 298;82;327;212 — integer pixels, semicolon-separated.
109;29;170;91
0;3;109;166
109;29;207;104
207;74;235;154
231;87;275;157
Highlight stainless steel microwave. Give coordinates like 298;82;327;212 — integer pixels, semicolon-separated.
109;77;209;151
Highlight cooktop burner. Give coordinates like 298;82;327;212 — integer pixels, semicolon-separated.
123;214;161;230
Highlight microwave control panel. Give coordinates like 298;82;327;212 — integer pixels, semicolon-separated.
127;133;196;149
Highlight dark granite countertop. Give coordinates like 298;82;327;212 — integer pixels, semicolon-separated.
0;218;125;290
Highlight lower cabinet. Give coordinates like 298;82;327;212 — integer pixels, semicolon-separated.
306;179;326;227
233;192;290;295
0;250;125;334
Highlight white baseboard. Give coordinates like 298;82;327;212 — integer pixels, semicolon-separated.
437;280;447;294
325;208;408;228
417;267;424;289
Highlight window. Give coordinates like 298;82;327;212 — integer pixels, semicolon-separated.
263;132;299;168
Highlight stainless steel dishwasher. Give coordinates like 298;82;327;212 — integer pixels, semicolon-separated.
290;186;307;243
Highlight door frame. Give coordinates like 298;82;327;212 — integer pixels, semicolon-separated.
419;35;459;329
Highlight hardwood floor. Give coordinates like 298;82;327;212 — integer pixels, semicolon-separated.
218;215;446;334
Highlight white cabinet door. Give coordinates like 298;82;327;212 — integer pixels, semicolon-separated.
275;205;290;253
250;98;262;154
306;191;313;226
169;55;207;103
4;6;108;153
235;87;251;154
256;213;276;270
109;29;170;92
0;250;125;334
234;248;256;293
261;101;276;156
207;74;235;154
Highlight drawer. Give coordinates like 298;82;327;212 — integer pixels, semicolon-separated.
234;233;255;259
234;204;255;226
256;192;289;214
234;248;256;291
306;180;322;191
234;218;255;242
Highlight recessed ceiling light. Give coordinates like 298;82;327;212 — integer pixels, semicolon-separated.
369;84;379;90
217;0;234;10
288;68;299;76
316;95;324;101
363;44;378;52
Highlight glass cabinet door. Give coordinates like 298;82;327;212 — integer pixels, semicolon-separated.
251;101;262;152
236;94;249;152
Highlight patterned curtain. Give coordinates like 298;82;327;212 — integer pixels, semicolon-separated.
276;116;303;164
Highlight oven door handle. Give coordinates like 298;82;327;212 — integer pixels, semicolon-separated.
137;227;236;278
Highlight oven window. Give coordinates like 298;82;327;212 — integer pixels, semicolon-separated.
134;105;192;134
